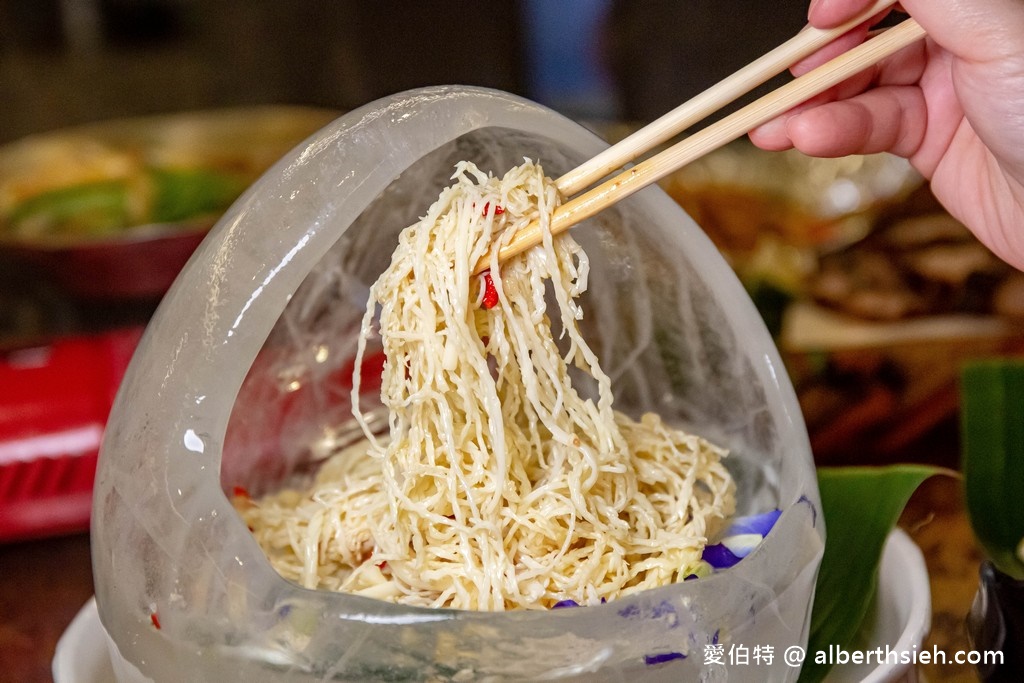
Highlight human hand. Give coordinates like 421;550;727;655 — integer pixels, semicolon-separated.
749;0;1024;270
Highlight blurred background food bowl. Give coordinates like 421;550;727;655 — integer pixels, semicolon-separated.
657;139;1024;466
0;106;337;300
658;138;923;299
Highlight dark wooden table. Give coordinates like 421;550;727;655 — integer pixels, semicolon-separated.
0;475;983;683
899;475;984;683
0;533;93;683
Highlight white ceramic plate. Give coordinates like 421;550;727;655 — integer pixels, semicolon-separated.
54;528;930;683
52;594;115;683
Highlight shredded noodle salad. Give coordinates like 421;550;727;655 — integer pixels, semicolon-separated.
238;160;736;610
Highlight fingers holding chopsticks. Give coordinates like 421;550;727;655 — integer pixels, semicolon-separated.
752;0;1024;273
791;0;897;76
770;84;930;159
749;34;927;155
814;0;1024;63
749;0;1024;169
808;0;900;29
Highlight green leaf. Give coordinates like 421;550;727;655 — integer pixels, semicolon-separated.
961;360;1024;580
743;277;793;339
799;465;947;683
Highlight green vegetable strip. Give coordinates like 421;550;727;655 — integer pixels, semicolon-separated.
149;168;247;224
8;180;129;236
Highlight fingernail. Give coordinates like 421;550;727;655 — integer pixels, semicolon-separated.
757;116;789;140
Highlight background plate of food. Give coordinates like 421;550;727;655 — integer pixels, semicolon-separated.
659;140;1024;465
0;106;337;300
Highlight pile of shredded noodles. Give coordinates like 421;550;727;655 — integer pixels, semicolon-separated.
238;160;735;610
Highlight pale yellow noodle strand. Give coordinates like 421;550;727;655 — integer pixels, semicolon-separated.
241;160;735;610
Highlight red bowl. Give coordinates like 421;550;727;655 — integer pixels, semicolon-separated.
5;221;210;300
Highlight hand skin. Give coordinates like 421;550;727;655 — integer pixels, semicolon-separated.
749;0;1024;271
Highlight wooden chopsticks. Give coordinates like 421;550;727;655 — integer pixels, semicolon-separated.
473;3;924;275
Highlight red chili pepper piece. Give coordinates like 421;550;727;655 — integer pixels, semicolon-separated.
150;611;162;629
481;202;504;217
481;271;499;309
232;486;250;499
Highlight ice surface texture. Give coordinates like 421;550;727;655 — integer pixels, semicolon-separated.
92;86;823;682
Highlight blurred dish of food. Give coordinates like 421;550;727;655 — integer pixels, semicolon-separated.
0;106;337;299
778;188;1024;464
660;139;922;337
661;138;922;253
658;140;1024;464
810;206;1024;321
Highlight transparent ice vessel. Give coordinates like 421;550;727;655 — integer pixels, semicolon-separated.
92;86;824;682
